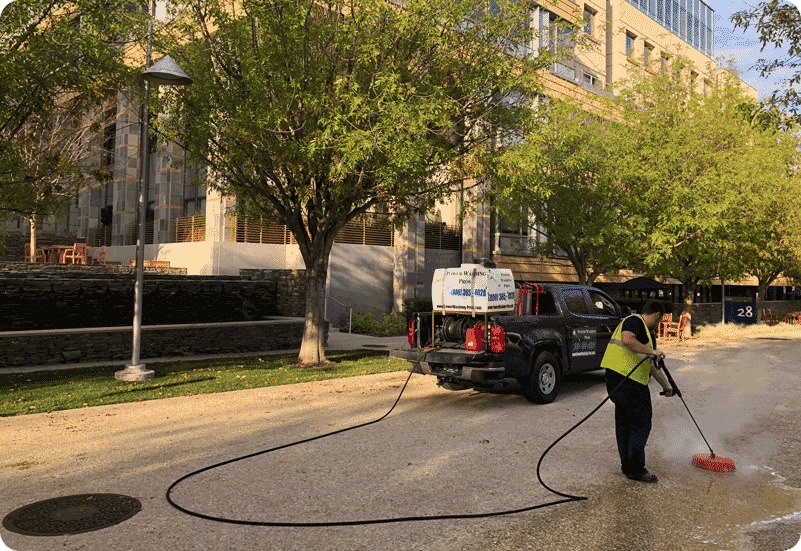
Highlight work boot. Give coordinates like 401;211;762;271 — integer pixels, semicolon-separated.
625;469;658;483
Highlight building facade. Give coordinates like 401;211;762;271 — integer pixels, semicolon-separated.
6;0;789;321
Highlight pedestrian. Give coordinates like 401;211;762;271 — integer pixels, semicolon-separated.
601;300;676;483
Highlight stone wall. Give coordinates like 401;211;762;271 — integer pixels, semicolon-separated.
1;233;81;262
0;263;307;331
239;269;307;319
0;319;325;368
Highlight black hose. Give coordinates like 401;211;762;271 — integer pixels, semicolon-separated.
166;354;651;526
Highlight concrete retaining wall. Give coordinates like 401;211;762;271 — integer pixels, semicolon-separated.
0;318;326;368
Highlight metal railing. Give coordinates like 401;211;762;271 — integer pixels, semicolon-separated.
128;220;154;245
425;222;461;250
226;213;395;247
173;215;206;242
88;226;112;247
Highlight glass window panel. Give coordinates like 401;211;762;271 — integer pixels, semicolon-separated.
563;289;590;315
672;0;678;32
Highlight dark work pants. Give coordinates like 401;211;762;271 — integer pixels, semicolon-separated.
605;369;652;475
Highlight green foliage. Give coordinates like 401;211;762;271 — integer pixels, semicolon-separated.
495;97;632;285
0;0;143;216
403;298;433;322
731;0;801;124
347;309;407;337
607;57;801;297
161;0;556;237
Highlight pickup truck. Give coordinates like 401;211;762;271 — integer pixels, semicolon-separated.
390;283;630;404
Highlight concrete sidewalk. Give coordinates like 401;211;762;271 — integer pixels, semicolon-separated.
2;328;409;374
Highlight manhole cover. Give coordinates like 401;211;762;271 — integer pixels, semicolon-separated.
3;494;142;536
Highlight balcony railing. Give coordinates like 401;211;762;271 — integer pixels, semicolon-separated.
88;226;112;247
173;215;206;243
425;222;461;251
128;220;154;245
226;213;395;247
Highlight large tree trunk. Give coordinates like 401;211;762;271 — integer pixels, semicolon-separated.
754;272;780;323
298;264;328;365
680;278;699;339
29;214;38;263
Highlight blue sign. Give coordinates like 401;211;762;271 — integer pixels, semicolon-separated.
724;301;757;325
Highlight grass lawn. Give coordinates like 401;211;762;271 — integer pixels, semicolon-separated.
0;350;409;417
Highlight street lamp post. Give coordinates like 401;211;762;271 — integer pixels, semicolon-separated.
115;2;192;382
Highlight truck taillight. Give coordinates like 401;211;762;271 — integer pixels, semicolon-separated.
465;324;485;352
490;324;506;353
408;319;415;346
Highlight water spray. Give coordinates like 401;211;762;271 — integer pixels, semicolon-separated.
658;359;736;473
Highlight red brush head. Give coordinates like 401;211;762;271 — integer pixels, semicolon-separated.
692;453;736;472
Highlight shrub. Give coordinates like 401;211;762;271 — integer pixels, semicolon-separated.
344;308;407;336
403;297;433;323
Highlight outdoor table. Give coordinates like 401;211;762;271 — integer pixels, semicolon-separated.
39;245;72;263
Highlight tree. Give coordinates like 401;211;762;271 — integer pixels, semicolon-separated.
159;0;563;365
494;96;633;286
611;58;798;333
731;0;801;124
730;110;801;320
0;0;144;247
0;95;118;258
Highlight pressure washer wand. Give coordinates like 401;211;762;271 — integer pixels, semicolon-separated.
657;359;716;459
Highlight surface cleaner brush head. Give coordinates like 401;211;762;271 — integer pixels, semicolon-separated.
692;453;736;472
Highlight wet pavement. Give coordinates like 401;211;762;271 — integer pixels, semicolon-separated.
1;327;801;550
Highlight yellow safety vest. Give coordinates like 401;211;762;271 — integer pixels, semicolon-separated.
600;315;654;386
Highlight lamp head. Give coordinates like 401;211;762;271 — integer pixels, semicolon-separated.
143;55;193;86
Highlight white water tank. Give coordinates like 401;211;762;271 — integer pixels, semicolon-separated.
432;263;515;315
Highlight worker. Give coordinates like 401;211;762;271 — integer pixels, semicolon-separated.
601;300;676;483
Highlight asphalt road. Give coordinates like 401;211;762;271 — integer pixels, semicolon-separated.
2;327;801;550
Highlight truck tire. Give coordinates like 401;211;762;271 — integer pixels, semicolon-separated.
522;351;562;404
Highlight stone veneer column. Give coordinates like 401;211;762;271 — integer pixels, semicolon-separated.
461;193;492;264
153;141;186;245
76;112;104;242
393;212;425;313
111;89;142;246
204;188;236;242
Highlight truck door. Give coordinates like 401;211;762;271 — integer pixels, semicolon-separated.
560;288;599;372
587;289;620;366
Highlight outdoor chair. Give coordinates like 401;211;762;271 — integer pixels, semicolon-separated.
658;313;673;338
662;314;689;342
61;243;88;264
23;246;46;263
88;245;106;265
762;309;778;325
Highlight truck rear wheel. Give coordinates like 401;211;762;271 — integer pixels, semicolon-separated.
522;351;561;404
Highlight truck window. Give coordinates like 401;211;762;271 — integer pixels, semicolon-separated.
534;292;558;315
518;287;558;315
562;288;590;315
588;290;617;317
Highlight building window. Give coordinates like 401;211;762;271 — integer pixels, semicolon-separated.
689;70;698;90
583;7;595;35
660;53;670;71
584;72;600;89
625;32;635;57
644;43;653;66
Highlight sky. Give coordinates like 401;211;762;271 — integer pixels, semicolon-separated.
710;0;800;100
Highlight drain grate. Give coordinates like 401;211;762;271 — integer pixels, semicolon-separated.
3;494;142;536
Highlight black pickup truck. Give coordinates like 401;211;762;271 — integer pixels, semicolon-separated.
390;284;630;403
